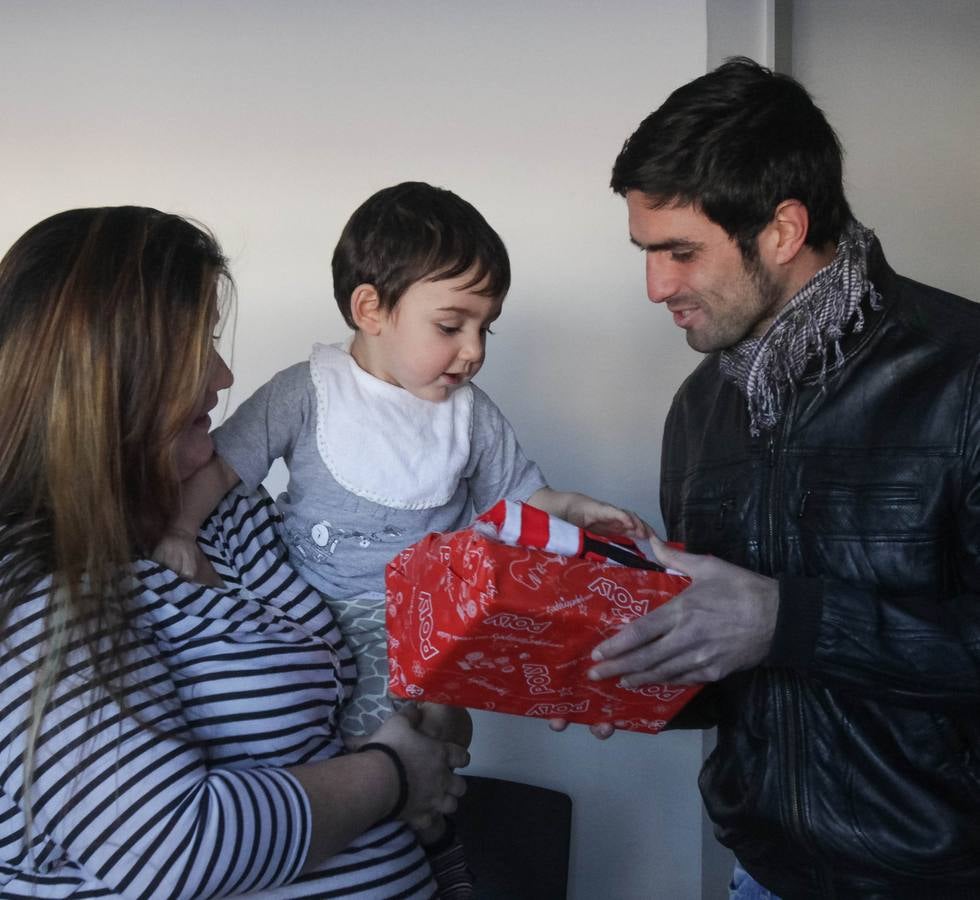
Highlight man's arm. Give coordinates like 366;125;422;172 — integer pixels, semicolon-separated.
590;539;980;709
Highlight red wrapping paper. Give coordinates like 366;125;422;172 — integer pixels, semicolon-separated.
386;525;700;734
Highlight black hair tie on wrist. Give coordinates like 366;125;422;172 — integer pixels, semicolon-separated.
357;742;409;820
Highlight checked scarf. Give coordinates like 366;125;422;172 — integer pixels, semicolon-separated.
719;218;882;436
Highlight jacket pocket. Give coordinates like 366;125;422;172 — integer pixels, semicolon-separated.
789;481;941;592
837;703;980;877
678;494;756;566
796;482;921;536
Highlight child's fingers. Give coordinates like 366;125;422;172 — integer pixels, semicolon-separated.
586;518;630;537
647;533;693;574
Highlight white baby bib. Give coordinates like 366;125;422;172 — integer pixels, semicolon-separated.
309;342;474;509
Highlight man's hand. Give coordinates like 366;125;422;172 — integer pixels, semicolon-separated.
588;534;779;686
548;718;616;740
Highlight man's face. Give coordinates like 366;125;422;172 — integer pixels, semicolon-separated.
626;192;787;352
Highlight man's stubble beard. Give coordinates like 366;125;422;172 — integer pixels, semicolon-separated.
687;255;786;354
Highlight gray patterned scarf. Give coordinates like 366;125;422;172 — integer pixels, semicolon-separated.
719;219;882;436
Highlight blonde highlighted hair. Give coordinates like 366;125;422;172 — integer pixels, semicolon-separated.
0;206;231;843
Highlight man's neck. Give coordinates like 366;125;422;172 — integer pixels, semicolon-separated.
778;241;838;305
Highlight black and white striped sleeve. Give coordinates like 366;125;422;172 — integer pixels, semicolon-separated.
0;587;311;899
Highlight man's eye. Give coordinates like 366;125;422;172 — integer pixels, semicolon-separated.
671;250;695;262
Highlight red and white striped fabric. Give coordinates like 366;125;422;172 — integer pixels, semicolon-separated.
475;499;660;570
477;498;585;556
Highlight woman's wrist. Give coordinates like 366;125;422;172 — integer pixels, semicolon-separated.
356;742;408;820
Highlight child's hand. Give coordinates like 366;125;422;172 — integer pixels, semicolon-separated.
152;529;199;579
418;702;473;750
564;496;653;541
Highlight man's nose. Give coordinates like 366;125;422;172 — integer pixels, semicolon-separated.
646;254;678;303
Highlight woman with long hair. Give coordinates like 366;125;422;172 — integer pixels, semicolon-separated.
0;206;466;898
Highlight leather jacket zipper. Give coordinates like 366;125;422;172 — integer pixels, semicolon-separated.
764;392;793;575
769;397;834;894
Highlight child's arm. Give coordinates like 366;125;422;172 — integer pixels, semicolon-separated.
528;486;653;541
152;455;241;577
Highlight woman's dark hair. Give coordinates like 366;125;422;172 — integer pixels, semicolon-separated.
611;57;852;258
331;181;510;328
0;206;230;842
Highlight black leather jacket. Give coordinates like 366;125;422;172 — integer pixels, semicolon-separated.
661;243;980;899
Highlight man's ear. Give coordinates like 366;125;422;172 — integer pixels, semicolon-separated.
350;284;384;334
760;199;810;265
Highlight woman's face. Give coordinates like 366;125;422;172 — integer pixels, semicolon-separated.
175;345;233;481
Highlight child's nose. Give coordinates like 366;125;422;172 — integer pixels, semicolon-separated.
459;332;484;362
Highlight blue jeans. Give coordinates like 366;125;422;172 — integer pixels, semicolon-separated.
729;861;781;900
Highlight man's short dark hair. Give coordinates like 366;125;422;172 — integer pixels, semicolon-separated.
610;57;852;257
331;181;510;328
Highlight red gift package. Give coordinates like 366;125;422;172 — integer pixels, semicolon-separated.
385;501;700;734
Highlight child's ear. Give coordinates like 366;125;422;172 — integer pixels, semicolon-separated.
350;284;384;335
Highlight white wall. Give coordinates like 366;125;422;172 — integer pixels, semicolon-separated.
0;3;708;897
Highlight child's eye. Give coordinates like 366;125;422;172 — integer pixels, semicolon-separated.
481;326;495;336
437;324;461;335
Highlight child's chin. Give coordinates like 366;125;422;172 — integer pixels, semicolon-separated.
413;384;457;403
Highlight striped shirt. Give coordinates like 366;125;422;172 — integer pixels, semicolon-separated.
0;488;436;899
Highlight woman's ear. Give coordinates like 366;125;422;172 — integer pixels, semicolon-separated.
350;284;384;334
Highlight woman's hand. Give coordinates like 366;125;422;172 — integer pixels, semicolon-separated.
289;707;469;872
151;529;199;579
370;708;469;830
151;528;224;586
417;702;473;749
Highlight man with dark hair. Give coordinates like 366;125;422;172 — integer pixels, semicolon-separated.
588;58;980;898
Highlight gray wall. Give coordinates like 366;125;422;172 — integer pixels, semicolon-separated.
791;0;980;300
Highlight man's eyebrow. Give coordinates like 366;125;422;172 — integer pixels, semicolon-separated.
629;236;704;253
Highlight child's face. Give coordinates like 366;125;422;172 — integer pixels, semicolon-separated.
373;271;502;402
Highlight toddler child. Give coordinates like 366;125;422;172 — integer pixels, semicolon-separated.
155;181;649;747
